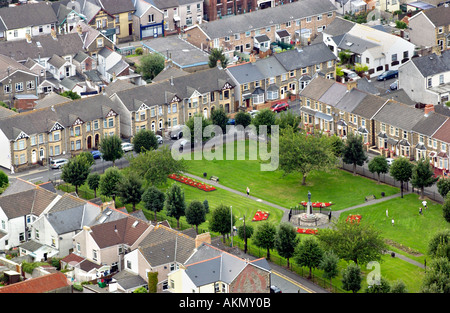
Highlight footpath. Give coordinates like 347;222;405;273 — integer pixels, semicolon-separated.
183;172;426;292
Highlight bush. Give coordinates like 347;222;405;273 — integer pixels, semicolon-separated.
135;47;143;55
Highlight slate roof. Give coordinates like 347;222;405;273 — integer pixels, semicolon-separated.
193;0;336;39
226;62;266;84
351;93;388;119
55;0;101;24
335;88;368;113
412;111;448;136
373;101;426;131
0;188;58;219
0;54;38;82
433;118;450;143
322;16;355;37
410;50;450;77
299;76;336;100
112;269;147;291
335;33;379;55
0;272;70;293
420;6;450;27
34;92;71;110
0;106;18;120
274;43;337;71
0;3;57;31
317;81;348;107
0;178;37;196
99;0;135;15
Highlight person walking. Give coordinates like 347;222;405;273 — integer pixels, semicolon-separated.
246;187;250;196
392;218;395;226
386;209;388;217
419;207;423;215
422;200;428;210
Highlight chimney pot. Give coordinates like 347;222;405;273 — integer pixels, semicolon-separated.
424;104;434;116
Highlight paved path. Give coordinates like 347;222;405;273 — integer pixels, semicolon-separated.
182;172;425;271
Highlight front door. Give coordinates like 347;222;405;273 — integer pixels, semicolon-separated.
87;136;92;149
31;150;37;164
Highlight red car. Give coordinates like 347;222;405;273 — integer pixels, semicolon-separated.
270;101;289;112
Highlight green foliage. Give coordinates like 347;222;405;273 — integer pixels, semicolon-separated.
142;186;165;221
165;183;186;229
253;221;277;259
395;20;407;29
234;111;252;128
203;199;210;214
329;135;345;158
0;171;8;189
137;53;165;81
428;229;450;260
99;166;124;201
421;257;450;293
77;151;95;167
148;271;158;293
185;200;206;233
354;63;368;74
341;263;362;293
237;224;254;241
185;113;212;143
87;172;101;197
365;276;391;293
209;204;235;243
293;236;323;278
336;66;344;77
275;110;301;131
61;154;92;194
338;49;351;64
117;172;144;211
208;48;228;68
251;109;276;135
135;47;143;55
390;280;408;293
133;286;148;293
128;146;187;186
132;129;158;153
443;198;450;224
368;155;389;183
274;222;299;267
210;107;228;133
342;132;368;174
411;158;438;199
99;134;124;166
389;157;413;198
319;250;340;286
60;90;81;100
437;177;450;198
22;261;49;274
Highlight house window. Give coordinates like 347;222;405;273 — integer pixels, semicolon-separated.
127;260;132;269
35;229;39;240
93;250;98;261
26;81;35;90
148;14;155;23
97;38;103;48
15;82;23;92
439;74;444;85
306;17;311;23
317;15;322;21
427;78;432;88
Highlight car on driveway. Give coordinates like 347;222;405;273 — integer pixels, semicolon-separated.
377;70;398;81
121;142;133;152
170;127;183;140
249;110;259;118
342;69;360;82
91;150;102;159
390;80;398;90
386;158;394;166
270;101;289;113
156;135;163;144
50;158;69;169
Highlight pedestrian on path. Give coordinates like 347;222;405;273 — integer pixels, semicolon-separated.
246;186;250;196
422;200;428;210
386;209;388;217
392;218;395;226
419;207;423;215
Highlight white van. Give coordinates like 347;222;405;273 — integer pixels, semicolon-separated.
50;158;68;169
342;69;360;82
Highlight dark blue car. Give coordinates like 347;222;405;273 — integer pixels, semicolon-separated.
377;70;398;81
91;150;102;159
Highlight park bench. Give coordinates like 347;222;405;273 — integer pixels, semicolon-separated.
210;176;219;182
365;194;376;202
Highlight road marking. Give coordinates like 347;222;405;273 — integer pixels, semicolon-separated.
272;270;315;293
28;176;43;182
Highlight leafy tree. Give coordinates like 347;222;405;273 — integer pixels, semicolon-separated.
185;113;213;144
354;63;369;75
275;110;301;131
87;172;101;197
294;236;323;278
208;48;228;68
338;49;351;64
428;229;450;260
390;280;408;293
411;158;438;199
132;129;158;153
165;183;186;229
319;250;340;289
443;197;450;224
365;276;391;293
185;200;206;234
317;219;387;265
251;109;277;135
142;185;166;221
253;221;277;259
133;286;148;293
234;111;252;128
421;257;450;293
129;146;187;186
210;107;228;133
117;172;144;211
99;166;124;201
341;263;362;293
60;90;81;100
437;178;450;198
274;222;299;268
203;199;210;214
342;132;368;175
279;127;337;185
137;53;165;81
368;155;389;184
329;135;345;159
148;272;158;293
0;171;8;189
61;154;91;194
237;223;254;254
209;204;235;243
77;151;95;167
389;157;413;198
99;134;124;166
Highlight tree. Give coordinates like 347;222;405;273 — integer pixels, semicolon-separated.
117;172;144;211
60;154;91;194
132;129;158;153
275;110;301;131
390;280;408;293
142;186;166;221
165;183;186;229
338;49;351;64
437;178;450;198
411;158;438;199
251;108;277;135
279;127;337;185
210;107;228;133
185;113;213;144
342;132;368;175
137;53;165;81
185;200;206;234
129;146;187;186
99;166;124;201
389;157;413;198
234;111;252;128
253;221;277;259
87;172;101;198
208;48;228;68
293;236;323;278
203;199;210;214
60;90;81;100
428;229;450;260
365;276;391;293
368;155;389;184
443;197;450;224
319;250;340;289
329;134;345;159
421;257;450;293
99;134;124;167
341;263;362;293
209;204;235;243
77;151;95;168
274;222;299;268
317;219;387;265
0;171;8;190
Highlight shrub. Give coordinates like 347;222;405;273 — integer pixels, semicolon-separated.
135;47;143;55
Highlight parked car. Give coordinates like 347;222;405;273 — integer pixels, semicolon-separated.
156;135;163;144
121;142;133;152
179;139;190;150
227;118;235;125
342;69;360;82
270;285;282;293
50;158;68;169
390;80;398;90
386;158;394;166
270;101;289;113
249;110;259;118
377;70;398;81
170;127;183;140
91;150;102;160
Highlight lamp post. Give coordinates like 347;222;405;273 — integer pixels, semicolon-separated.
230;205;233;247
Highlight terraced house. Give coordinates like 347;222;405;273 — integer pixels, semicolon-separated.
0;95;124;172
109;67;235;138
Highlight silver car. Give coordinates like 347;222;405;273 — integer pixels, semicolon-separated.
121;142;134;152
156;135;163;144
50;158;68;169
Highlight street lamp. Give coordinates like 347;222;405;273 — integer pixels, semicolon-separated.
230;205;233;247
239;215;247;254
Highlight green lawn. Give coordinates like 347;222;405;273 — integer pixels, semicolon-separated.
184;140;399;210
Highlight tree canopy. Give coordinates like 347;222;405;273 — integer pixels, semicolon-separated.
209;204;235;243
132;129;159;153
411;158;438;199
99;134;124;166
61;154;91;194
368;155;389;184
389;157;413;198
253;221;277;259
208;48;228;68
342;132;368;174
165;183;186;229
137;53;165;81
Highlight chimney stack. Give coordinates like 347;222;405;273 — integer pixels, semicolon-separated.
25;33;31;43
51;28;57;40
195;232;211;248
424;104;434;116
